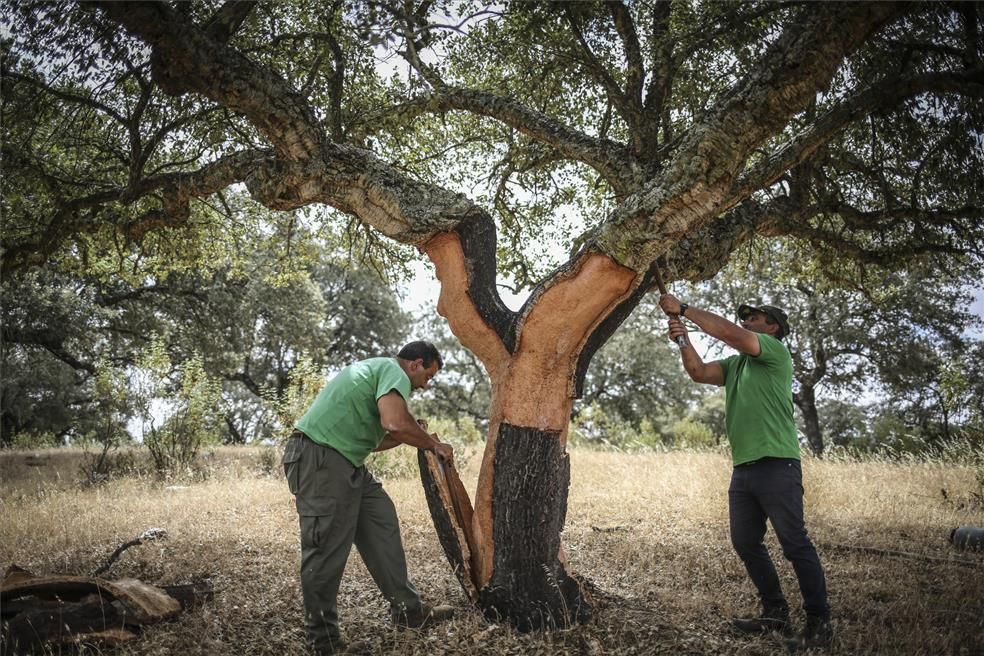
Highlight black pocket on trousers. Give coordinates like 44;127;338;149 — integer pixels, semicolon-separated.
282;435;303;495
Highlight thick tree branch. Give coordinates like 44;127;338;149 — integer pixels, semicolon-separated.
98;1;323;161
1;69;127;126
357;87;641;195
205;1;257;44
2;150;263;273
768;200;984;265
643;1;674;151
606;1;645;109
732;67;984;200
562;4;641;150
322;3;346;141
561;6;625;103
707;3;907;159
590;2;908;272
1;326;96;374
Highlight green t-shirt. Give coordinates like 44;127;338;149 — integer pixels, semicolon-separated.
295;357;411;467
717;334;799;465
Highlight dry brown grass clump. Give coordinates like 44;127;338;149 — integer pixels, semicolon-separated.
1;447;982;655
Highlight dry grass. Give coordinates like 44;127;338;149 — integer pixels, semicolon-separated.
1;446;982;655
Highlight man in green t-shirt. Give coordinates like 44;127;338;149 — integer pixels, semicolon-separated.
282;341;455;655
658;295;831;651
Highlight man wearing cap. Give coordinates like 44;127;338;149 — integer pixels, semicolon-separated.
282;340;455;655
657;295;831;651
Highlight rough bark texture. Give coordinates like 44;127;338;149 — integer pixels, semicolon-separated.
2;600;137;654
477;423;589;631
454;216;520;352
417;450;479;602
0;566;199;654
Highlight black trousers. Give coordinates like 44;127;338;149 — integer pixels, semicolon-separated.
728;458;829;618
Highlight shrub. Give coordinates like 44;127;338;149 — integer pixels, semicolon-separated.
8;431;61;449
267;353;325;441
254;445;280;477
77;362;133;486
136;343;223;478
670;418;720;449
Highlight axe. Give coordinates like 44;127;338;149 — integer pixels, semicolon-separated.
652;261;687;349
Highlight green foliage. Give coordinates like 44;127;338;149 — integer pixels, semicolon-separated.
818;399;871;448
0;204;411;447
568;403;725;453
579;296;705;428
364;445;420;480
569;402;663;451
76;361;133;486
668;419;721;449
137;342;223;477
3;0;982;468
268;353;325;441
411;314;492;431
7;431;62;450
689;236;983;455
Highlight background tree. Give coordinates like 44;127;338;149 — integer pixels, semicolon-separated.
0;214;410;446
3;1;982;628
687;238;982;456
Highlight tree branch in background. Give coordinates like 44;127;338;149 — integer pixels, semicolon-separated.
732;67;984;201
204;1;257;44
358;87;640;195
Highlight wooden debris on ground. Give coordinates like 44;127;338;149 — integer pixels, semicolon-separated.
0;565;212;654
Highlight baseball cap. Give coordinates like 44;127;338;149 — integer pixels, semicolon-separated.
737;303;791;340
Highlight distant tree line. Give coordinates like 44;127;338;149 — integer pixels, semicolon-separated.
3;227;981;461
1;218;410;449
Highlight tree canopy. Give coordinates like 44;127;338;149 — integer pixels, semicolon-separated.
3;2;981;284
3;0;983;629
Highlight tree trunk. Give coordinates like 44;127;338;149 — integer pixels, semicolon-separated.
417;229;645;629
794;384;825;457
419;421;588;630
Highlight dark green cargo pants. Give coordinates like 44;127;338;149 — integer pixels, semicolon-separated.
282;432;423;651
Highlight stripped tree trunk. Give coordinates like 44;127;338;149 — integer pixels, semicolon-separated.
417;229;651;628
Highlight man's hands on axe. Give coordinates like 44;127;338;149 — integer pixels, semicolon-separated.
659;293;690;346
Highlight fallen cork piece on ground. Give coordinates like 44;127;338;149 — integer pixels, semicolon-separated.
0;565;212;654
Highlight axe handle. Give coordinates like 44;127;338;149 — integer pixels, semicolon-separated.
652;263;687;348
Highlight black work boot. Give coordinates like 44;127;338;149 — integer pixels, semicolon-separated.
785;614;833;652
733;604;791;634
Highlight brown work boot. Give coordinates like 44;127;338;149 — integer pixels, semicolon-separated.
785;614;833;651
392;601;454;629
733;604;791;634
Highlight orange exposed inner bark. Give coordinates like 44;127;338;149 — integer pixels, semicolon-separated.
423;232;510;379
423;234;638;590
500;253;636;431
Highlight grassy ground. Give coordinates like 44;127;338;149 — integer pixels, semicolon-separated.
1;445;982;655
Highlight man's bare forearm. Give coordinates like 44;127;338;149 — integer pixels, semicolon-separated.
384;421;441;450
373;435;402;452
680;305;737;343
